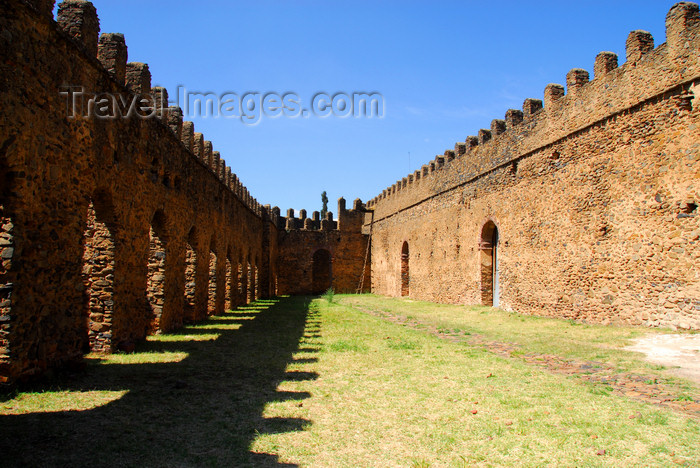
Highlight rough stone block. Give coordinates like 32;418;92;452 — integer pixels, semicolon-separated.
97;33;127;84
544;84;565;109
125;62;151;94
626;30;654;64
522;98;543;116
566;68;590;92
57;0;100;57
666;2;700;55
594;52;618;78
504;109;523;128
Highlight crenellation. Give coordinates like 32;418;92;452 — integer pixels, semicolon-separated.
203;141;213;167
217;156;226;180
544;83;565;109
125;62;151;94
566;68;590;93
192;133;204;160
422;165;429;177
413;169;421;181
594;52;618;78
444;150;455;162
478;129;491;145
166;106;183;140
666;2;700;55
97;33;127;84
211;151;220;174
181;122;194;151
152;87;168;121
490;119;506;136
226;167;233;189
465;136;479;149
505;109;523;128
57;0;99;58
625;30;654;64
522;99;543;117
455;142;467;155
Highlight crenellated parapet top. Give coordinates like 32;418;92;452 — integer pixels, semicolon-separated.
274;198;366;232
365;2;700;215
52;0;263;217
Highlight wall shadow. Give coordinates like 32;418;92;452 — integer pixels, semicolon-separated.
0;296;319;467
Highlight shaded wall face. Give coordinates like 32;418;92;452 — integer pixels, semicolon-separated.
370;91;700;329
82;201;116;352
0;1;267;383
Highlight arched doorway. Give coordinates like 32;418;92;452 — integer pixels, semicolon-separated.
400;241;409;297
311;249;332;294
479;221;499;307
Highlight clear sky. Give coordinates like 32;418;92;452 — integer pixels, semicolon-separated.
60;0;681;216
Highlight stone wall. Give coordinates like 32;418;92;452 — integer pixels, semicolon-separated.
365;2;700;330
277;198;370;295
0;0;272;383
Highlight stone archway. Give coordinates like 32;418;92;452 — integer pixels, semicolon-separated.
400;241;409;297
479;221;499;307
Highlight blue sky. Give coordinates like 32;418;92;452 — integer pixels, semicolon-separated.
63;0;680;215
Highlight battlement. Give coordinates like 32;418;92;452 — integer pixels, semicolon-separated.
54;0;263;216
366;2;700;220
275;198;366;232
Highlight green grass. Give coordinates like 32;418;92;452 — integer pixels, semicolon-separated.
337;294;692;379
1;295;698;467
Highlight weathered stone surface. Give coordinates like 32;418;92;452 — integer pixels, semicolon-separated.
365;3;700;331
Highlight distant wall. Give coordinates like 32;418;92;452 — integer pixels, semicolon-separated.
276;199;370;295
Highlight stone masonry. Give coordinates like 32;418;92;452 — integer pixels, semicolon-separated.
364;2;700;331
0;0;698;385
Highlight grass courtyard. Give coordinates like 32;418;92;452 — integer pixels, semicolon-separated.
1;295;698;467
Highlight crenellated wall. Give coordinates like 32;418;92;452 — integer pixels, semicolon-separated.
276;198;370;295
365;2;700;330
0;0;274;383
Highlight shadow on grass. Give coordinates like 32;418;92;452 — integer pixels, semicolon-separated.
0;296;319;467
